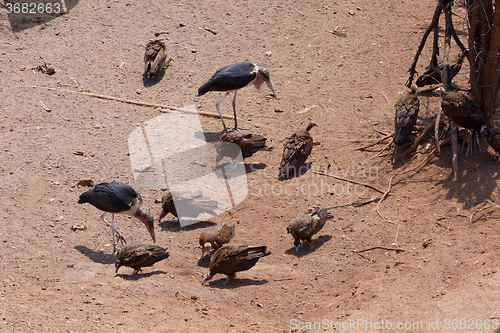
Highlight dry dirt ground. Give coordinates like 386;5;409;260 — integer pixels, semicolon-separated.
1;0;500;332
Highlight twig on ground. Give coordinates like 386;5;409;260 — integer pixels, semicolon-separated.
370;141;393;160
0;247;24;258
394;225;400;248
35;86;233;120
355;133;394;150
312;171;386;194
115;283;134;299
37;98;51;112
469;200;500;223
460;158;475;170
352;246;405;254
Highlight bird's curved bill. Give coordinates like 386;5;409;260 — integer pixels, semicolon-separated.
146;221;156;243
265;78;278;100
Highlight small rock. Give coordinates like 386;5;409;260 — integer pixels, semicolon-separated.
265;51;272;57
20;66;26;71
95;300;103;306
349;10;355;15
191;295;198;300
87;315;100;322
179;22;186;27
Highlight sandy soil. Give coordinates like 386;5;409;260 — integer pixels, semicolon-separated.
1;0;500;332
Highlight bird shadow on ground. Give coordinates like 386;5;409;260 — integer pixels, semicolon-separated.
196;257;211;268
284;235;333;258
245;162;267;175
195;131;224;143
74;245;116;265
142;71;165;87
159;220;217;233
115;270;168;280
205;278;269;289
278;162;314;181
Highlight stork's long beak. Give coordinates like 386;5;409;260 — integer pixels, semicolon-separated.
265;78;278;100
146;219;156;243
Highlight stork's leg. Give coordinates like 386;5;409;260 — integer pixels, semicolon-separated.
216;92;230;133
231;91;247;130
100;213;127;253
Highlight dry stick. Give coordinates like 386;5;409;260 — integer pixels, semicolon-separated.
0;247;23;258
115;283;134;299
435;109;442;155
312;171;386;194
370;141;393;160
406;2;442;88
394;224;400;248
396;120;435;163
441;0;460;179
377;144;441;223
35;86;234;120
355;133;394;150
470;199;500;223
37;98;51;112
451;122;459;180
460;158;475;170
352;246;405;254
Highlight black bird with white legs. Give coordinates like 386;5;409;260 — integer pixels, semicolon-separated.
197;62;278;132
78;181;156;254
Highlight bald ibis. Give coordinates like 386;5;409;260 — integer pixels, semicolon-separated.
197;62;278;132
78;181;156;253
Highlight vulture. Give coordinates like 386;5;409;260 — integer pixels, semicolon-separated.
115;244;169;276
416;52;465;87
199;222;236;260
481;127;500;161
393;86;420;146
435;87;487;133
78;181;155;254
144;40;168;78
286;208;333;253
215;131;267;163
202;244;271;285
159;190;218;222
278;121;317;180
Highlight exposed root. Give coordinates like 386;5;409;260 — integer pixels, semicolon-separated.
355;133;394;150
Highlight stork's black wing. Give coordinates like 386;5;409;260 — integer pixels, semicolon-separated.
198;62;256;96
